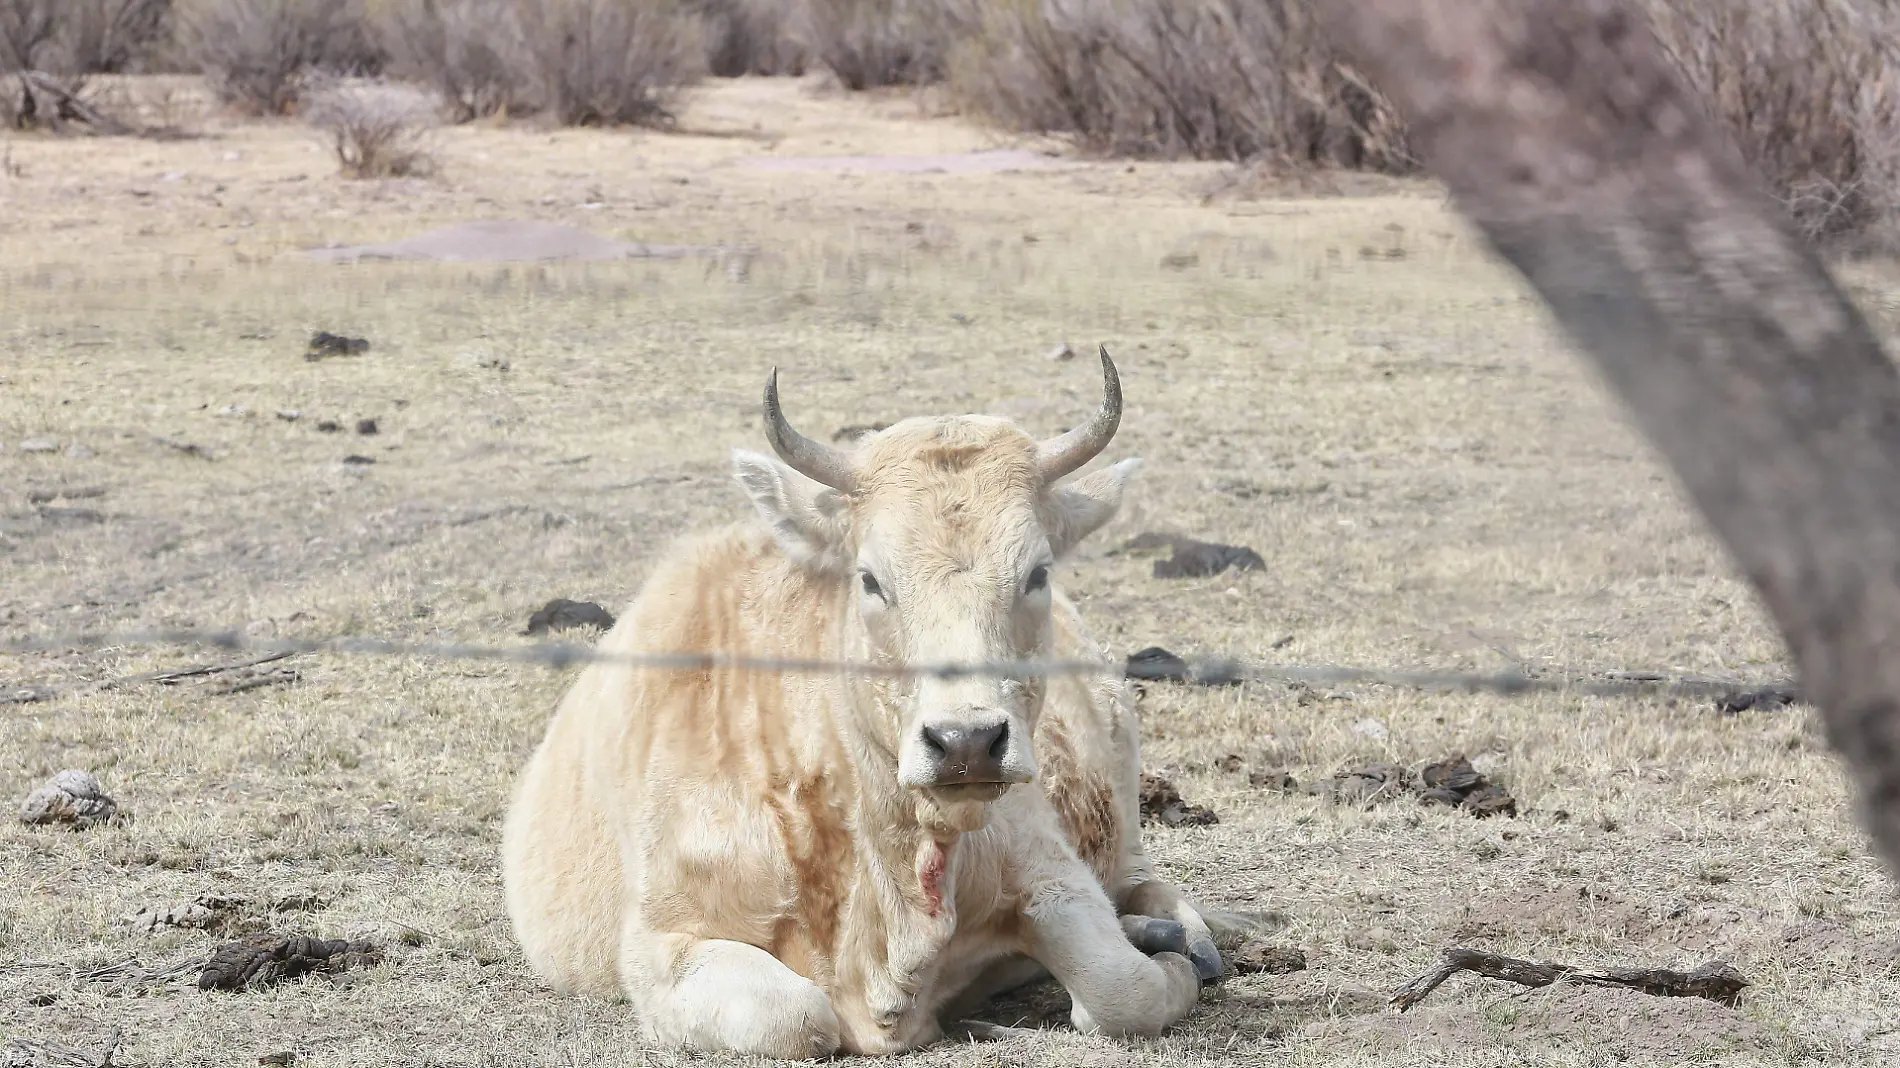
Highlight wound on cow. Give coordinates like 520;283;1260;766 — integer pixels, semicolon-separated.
919;841;951;917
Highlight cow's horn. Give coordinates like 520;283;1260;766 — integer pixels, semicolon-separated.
1036;346;1122;482
764;367;857;491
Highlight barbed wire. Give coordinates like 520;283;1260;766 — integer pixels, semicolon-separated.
0;626;1799;707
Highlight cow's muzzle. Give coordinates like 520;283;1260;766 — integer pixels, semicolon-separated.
900;713;1034;790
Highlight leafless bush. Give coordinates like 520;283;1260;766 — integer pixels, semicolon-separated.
947;0;1410;167
0;0;172;130
0;0;172;74
513;0;705;127
694;0;805;77
376;0;532;122
1641;0;1900;249
175;0;380;115
304;78;439;177
797;0;965;90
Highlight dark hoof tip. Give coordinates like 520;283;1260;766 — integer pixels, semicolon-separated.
1189;938;1223;982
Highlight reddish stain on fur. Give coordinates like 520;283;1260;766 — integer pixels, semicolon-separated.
920;841;949;917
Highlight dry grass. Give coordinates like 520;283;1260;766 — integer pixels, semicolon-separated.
3;76;1900;1066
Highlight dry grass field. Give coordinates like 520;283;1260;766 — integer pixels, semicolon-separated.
5;75;1900;1066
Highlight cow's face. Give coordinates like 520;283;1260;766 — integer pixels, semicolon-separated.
732;351;1138;821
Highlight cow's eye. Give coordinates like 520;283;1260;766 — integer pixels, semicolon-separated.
1025;565;1050;593
860;570;885;601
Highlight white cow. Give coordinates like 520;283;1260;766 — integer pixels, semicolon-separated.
501;350;1236;1058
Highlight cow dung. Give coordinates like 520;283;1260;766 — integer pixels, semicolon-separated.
302;220;720;264
1305;754;1519;818
306;331;369;360
198;933;381;991
1139;772;1218;827
1231;939;1308;975
1117;532;1265;579
1124;645;1244;686
19;769;120;828
832;422;891;444
1715;686;1801;714
524;598;617;636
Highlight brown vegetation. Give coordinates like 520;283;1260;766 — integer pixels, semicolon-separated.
173;0;379;114
512;0;703;127
302;78;438;178
945;0;1411;170
375;0;531;122
7;0;1898;245
1;0;172;128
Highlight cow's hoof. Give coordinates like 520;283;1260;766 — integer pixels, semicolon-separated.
1120;914;1189;956
1188;936;1223;982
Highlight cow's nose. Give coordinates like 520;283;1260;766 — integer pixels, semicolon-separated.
920;721;1009;783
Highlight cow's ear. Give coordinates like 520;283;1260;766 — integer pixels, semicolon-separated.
732;449;854;574
1045;457;1142;558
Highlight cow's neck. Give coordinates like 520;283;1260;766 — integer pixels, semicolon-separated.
830;620;971;918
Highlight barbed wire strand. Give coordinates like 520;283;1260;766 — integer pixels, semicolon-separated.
0;626;1798;706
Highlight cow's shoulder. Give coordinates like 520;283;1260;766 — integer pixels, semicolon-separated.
1028;589;1136;883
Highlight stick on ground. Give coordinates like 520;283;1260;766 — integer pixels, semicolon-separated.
1391;947;1749;1012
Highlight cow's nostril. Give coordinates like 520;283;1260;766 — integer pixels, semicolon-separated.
983;722;1009;760
921;725;950;758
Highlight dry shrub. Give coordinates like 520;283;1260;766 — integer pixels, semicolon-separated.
304;78;439;177
376;0;531;121
1642;0;1900;249
175;0;381;115
1;0;173;130
0;0;172;74
512;0;704;127
797;0;964;90
947;0;1411;168
945;0;1900;247
694;0;805;77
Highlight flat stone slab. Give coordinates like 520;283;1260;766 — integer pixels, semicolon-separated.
303;220;720;264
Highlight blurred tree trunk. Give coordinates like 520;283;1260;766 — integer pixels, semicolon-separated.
1314;0;1900;877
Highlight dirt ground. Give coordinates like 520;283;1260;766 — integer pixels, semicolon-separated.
4;75;1900;1066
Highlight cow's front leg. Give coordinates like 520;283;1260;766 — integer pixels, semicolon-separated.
1022;868;1201;1037
619;925;841;1060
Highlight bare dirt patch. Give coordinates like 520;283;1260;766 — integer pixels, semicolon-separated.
302;220;720;264
1319;983;1786;1059
735;148;1073;174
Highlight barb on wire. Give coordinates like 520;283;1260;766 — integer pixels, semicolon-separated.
0;626;1796;706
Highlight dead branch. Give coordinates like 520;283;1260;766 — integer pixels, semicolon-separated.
132;651;296;687
1315;0;1900;875
8;71;135;136
1392;947;1749;1012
